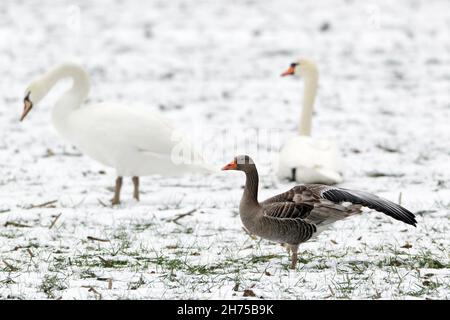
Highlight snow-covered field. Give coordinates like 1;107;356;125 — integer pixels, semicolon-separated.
0;0;449;299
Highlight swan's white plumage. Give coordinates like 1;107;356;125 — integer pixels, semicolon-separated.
277;135;343;184
276;59;343;185
64;103;213;176
26;63;216;178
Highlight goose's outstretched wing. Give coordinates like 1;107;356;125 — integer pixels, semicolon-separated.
262;184;417;226
320;187;417;226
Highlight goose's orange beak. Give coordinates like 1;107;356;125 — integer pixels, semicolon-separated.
281;66;296;77
221;159;237;170
20;98;33;122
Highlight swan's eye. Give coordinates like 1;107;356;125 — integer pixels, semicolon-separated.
290;63;298;68
20;91;34;122
24;92;31;103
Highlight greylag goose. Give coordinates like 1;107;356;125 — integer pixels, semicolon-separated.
223;155;417;269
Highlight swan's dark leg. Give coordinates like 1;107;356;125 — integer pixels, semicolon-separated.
111;176;123;205
290;168;297;182
289;244;299;269
132;176;140;201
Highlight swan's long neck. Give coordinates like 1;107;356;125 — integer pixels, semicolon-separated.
43;64;90;131
299;69;318;136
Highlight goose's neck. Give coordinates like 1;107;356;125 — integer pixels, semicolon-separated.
299;70;318;136
241;167;260;208
46;64;90;130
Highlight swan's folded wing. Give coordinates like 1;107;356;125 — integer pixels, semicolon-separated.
74;104;197;157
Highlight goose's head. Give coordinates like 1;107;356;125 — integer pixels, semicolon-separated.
222;155;256;173
281;59;318;78
20;80;46;121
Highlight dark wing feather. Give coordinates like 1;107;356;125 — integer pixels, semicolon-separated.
259;214;317;244
261;189;296;205
263;202;314;219
321;188;417;226
260;187;317;244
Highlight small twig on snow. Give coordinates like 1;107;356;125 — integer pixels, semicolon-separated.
170;209;197;224
27;199;58;209
97;199;108;207
87;287;102;300
87;236;110;242
328;285;335;297
2;260;19;271
4;221;31;228
49;213;62;229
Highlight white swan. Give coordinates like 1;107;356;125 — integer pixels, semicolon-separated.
20;63;215;204
276;59;343;185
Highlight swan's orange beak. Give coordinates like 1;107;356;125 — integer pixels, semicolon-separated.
20;97;33;122
281;66;296;77
221;159;238;170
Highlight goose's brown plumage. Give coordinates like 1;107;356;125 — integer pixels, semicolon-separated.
223;155;417;269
